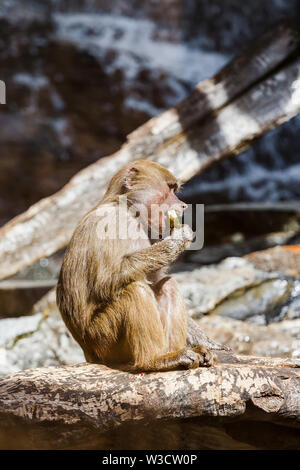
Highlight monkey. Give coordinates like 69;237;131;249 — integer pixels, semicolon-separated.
56;159;226;372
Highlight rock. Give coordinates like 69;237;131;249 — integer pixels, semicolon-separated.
0;288;84;378
197;316;300;358
209;278;293;323
245;245;300;276
175;257;300;324
175;257;279;315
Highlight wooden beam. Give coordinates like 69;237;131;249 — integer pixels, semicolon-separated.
128;21;300;155
151;57;300;180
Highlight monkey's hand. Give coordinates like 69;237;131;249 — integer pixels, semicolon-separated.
170;224;194;249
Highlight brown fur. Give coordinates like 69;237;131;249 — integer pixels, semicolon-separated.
56;160;215;371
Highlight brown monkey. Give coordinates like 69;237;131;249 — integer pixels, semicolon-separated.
57;160;224;372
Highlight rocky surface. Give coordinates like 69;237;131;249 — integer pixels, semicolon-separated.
175;257;300;323
0;289;84;377
246;245;300;276
1;255;299;377
198;316;300;359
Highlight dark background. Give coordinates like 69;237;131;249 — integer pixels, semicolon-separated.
0;0;299;226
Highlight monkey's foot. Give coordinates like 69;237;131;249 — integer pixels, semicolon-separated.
179;347;215;369
179;349;202;369
192;344;216;367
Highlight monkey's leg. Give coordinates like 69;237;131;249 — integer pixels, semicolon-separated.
153;277;230;352
120;281;211;372
153;276;215;367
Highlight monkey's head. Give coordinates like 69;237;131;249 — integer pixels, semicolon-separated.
104;159;187;237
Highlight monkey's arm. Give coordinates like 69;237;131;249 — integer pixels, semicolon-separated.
121;237;186;283
92;227;192;300
187;317;231;351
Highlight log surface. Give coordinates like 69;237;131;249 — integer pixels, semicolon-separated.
0;353;299;433
0;23;299;281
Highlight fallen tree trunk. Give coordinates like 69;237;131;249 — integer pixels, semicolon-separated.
0;22;299;281
0;352;299;449
126;21;300;154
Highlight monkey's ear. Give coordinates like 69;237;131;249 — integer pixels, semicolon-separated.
124;166;139;190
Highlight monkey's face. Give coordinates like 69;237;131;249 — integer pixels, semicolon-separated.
117;160;187;240
145;182;187;239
